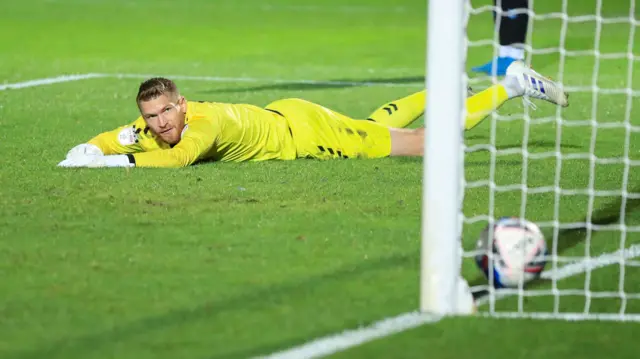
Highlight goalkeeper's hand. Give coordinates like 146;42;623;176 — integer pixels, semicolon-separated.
64;143;104;159
57;144;134;168
58;143;102;167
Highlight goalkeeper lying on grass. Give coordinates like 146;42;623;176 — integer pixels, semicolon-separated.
58;61;568;168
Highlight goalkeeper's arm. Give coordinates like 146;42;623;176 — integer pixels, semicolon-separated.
58;123;144;167
58;119;217;168
61;122;144;158
130;131;215;168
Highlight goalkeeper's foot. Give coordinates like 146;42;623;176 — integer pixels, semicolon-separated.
504;61;569;107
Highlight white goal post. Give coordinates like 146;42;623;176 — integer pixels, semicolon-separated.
421;0;467;315
421;0;640;320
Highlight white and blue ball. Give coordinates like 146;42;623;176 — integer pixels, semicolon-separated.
475;217;547;288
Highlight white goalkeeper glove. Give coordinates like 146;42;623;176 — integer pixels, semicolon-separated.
58;143;135;168
64;143;104;159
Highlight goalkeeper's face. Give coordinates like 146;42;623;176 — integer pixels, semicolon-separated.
139;94;187;145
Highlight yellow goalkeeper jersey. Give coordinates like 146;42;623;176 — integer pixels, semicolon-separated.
88;101;298;167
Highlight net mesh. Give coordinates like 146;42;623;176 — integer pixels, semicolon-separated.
462;0;640;321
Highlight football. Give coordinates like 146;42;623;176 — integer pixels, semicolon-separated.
475;217;548;288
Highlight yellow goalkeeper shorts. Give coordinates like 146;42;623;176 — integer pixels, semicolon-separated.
265;98;392;160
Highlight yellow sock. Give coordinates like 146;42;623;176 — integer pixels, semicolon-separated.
366;85;509;130
366;90;426;128
464;84;510;130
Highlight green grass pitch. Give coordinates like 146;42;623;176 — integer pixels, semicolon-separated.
1;0;639;358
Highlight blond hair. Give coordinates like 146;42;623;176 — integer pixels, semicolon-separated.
136;77;179;104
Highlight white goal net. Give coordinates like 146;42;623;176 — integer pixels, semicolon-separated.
422;0;640;321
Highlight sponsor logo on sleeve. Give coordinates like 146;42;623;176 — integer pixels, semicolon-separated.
118;127;138;146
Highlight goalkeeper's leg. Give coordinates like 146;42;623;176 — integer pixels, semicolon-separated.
367;87;474;128
372;61;567;132
366;91;426;128
463;60;569;130
389;62;568;155
369;86;513;132
367;89;503;129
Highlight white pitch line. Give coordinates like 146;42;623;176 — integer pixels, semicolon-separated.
259;244;640;359
542;243;640;281
475;243;640;307
256;312;440;359
0;73;105;91
0;73;421;92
